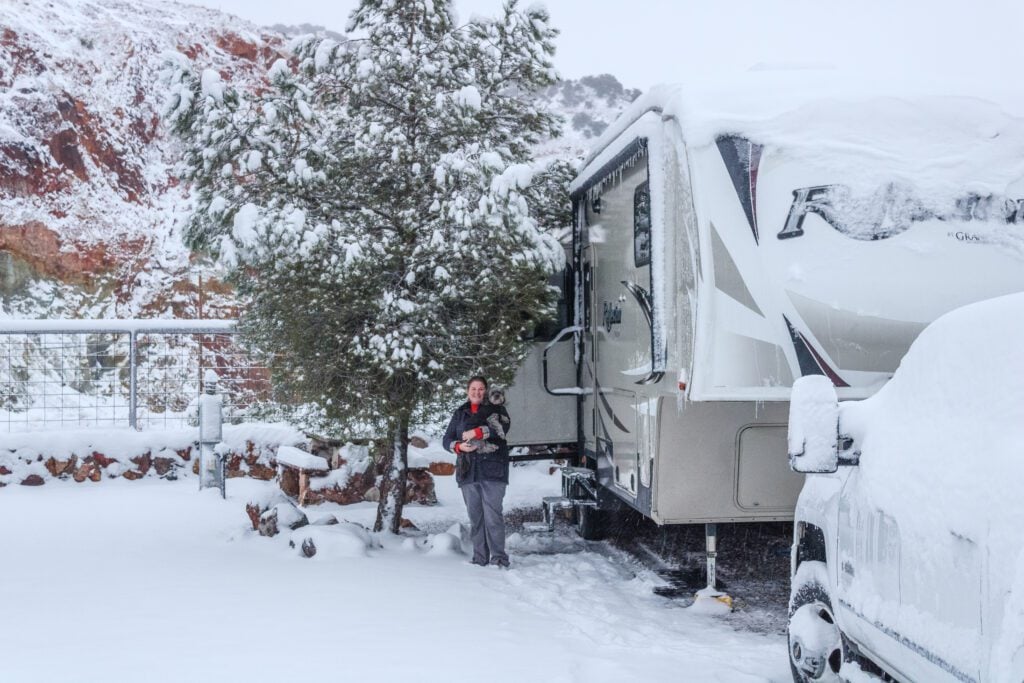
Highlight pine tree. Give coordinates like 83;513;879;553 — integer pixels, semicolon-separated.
164;0;566;532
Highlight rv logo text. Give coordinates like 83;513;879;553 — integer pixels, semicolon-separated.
602;302;622;332
779;184;1024;241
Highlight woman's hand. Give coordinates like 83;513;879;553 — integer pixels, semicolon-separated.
460;442;478;452
461;429;476;441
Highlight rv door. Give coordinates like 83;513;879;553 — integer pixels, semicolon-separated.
504;267;578;448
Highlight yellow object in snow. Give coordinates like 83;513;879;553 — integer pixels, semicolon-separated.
692;587;733;613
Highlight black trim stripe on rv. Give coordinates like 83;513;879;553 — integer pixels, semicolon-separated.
784;315;850;387
594;378;630;433
716;135;764;244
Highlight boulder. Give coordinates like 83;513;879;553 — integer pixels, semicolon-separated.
224;452;244;478
45;456;77;478
258;509;279;537
404;468;437;505
258;503;308;538
300;537;317;558
153;457;177;476
409;436;429;449
247;463;276;481
121;452;151;480
0;465;11;475
245;490;289;531
245;502;261;531
304;468;435;507
131;453;152;475
90;451;115;468
278;505;309;530
428;461;455;477
278;466;299;498
73;460;102;483
303;471;375;506
20;474;45;486
221;441;276;480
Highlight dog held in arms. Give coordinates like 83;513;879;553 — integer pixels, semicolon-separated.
461;387;510;454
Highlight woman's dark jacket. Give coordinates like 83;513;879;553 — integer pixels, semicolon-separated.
442;401;511;487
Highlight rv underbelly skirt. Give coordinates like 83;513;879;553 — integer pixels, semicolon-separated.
651;400;803;524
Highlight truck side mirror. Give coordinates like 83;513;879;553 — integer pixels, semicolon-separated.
788;376;840;474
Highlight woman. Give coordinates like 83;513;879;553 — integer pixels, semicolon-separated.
442;376;511;568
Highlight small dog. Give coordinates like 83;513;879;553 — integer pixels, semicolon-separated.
488;386;506;407
460;387;510;455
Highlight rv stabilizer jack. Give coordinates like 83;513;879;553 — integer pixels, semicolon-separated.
693;523;733;611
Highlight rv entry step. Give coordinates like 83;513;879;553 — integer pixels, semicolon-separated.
523;493;598;533
561;466;595;482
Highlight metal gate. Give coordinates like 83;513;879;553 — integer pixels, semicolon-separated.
0;320;273;432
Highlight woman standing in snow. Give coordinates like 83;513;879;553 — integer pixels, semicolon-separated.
443;376;512;568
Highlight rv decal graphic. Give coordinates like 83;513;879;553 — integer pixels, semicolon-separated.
784;316;849;387
716;135;764;244
778;183;1024;241
595;379;630;434
602;301;622;332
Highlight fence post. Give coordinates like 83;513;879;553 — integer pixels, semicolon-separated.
129;331;137;430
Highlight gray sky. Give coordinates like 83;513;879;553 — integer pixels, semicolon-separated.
182;0;1023;89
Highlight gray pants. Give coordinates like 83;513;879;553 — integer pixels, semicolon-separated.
461;480;507;565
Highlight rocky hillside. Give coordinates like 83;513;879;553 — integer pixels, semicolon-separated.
0;0;637;321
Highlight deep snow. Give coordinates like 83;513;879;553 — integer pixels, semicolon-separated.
0;466;789;682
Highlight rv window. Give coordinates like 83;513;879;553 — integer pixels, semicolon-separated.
634;181;651;267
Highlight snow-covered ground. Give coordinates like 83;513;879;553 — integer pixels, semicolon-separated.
0;465;789;682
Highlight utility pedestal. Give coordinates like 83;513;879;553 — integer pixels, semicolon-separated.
198;369;224;497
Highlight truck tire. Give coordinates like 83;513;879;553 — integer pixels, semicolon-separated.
788;561;843;682
575;503;605;540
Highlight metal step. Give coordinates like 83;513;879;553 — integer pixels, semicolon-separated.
524;497;577;533
522;495;600;534
561;466;595;482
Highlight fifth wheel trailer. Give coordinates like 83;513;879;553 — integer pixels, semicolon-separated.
507;76;1024;547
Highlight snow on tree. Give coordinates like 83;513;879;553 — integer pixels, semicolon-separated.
164;0;566;533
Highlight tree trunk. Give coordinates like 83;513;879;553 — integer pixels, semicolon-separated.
373;415;409;533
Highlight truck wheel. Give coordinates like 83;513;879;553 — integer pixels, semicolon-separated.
575;503;605;540
788;561;843;682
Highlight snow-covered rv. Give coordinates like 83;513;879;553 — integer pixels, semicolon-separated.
509;75;1024;544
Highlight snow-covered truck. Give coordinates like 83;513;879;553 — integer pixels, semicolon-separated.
786;293;1024;683
507;74;1024;562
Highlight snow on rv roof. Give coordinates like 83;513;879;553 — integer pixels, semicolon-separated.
573;71;1024;197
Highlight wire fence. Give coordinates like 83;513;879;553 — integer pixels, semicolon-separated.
0;321;275;433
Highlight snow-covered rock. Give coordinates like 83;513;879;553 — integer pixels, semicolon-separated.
0;423;306;487
0;0;282;319
259;501;308;537
0;0;635;323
